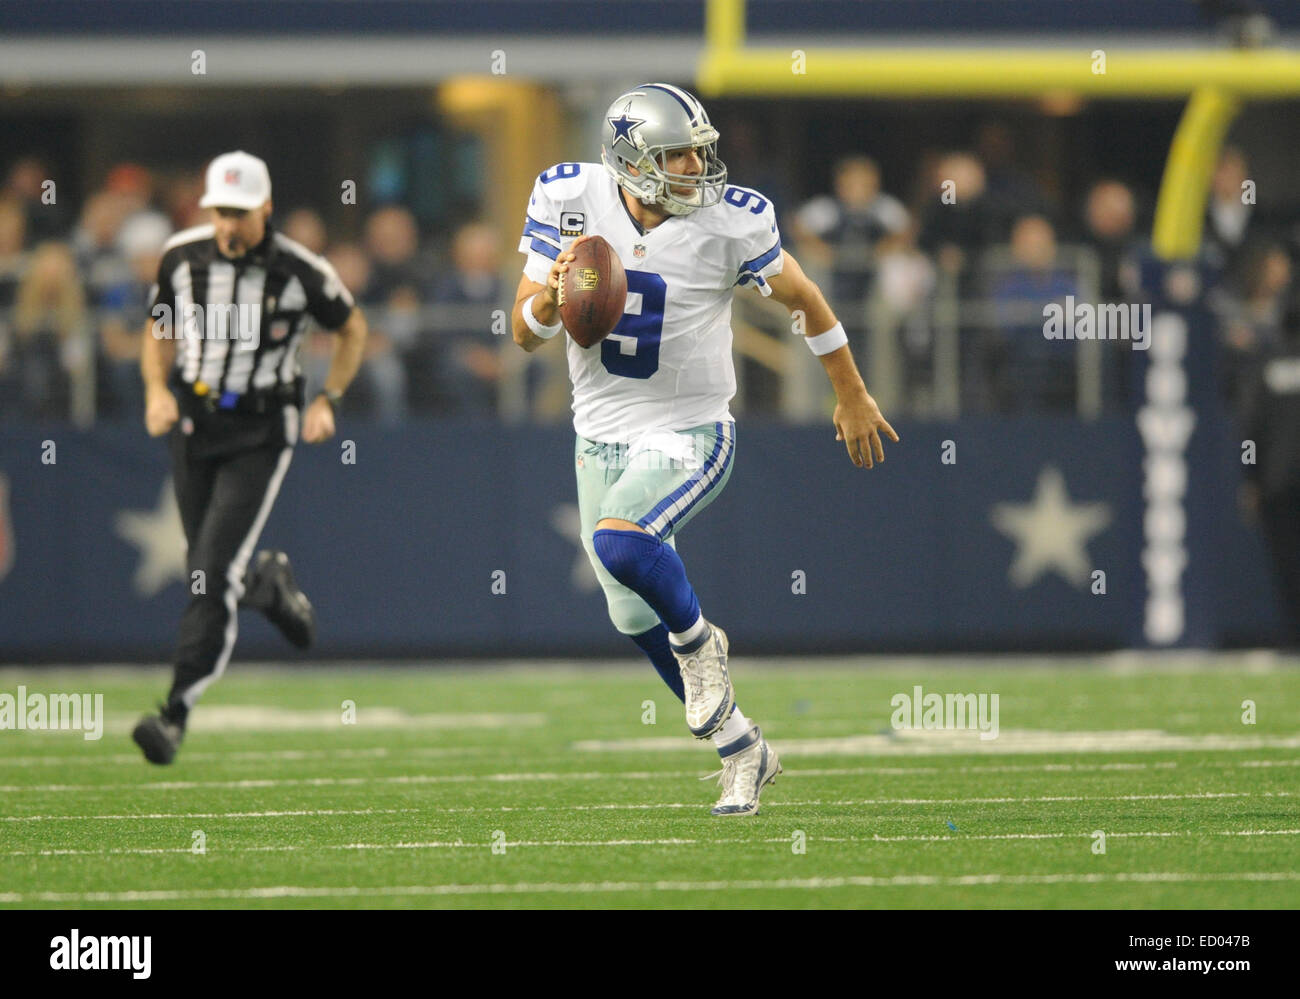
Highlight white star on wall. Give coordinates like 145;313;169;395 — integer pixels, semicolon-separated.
115;479;188;597
550;503;600;593
990;465;1112;589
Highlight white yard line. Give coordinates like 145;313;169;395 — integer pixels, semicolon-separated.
1;808;416;822
96;708;546;735
0;746;490;767
7;828;1300;858
3;870;1298;904
572;730;1300;755
6;754;1297;777
0;770;698;792
2;765;1292;801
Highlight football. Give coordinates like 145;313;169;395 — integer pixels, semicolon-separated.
558;236;627;348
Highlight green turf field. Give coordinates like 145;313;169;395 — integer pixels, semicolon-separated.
0;655;1296;909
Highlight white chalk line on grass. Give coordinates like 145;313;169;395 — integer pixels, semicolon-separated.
572;729;1300;756
95;707;547;736
0;771;698;792
5;754;1297;779
3;870;1298;904
8;828;1300;859
6;792;1292;824
0;747;494;767
3;763;1296;798
1;808;417;823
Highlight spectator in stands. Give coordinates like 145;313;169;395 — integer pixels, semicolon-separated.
359;205;432;419
987;215;1079;413
96;212;172;419
364;204;428;301
0;242;90;422
976;121;1052;241
0;199;30;396
0;198;27;312
283;207;328;255
1081;179;1145;409
427;221;504;416
792;156;909;314
72;190;135;304
160;170;205;231
918;151;999;293
4;156;68;243
332;232;410;423
872;224;937;411
1238;288;1300;647
1082;179;1141;304
1217;241;1292;408
308;242;372;400
103;163;154;219
1204;146;1255;276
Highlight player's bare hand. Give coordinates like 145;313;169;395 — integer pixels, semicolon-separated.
144;387;179;437
833;390;898;468
546;234;595;305
302;395;336;444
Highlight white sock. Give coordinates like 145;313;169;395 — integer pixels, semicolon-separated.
669;615;707;648
712;707;752;750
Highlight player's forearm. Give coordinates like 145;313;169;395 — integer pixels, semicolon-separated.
511;292;558;352
818;344;869;400
780;280;868;400
511;304;546;352
140;320;175;393
323;307;367;395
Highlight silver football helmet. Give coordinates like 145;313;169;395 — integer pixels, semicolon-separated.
601;83;728;217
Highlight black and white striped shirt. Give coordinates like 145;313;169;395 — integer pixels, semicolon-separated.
150;222;354;398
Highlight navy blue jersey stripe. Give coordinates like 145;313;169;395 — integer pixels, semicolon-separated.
529;237;560;260
738;238;782;276
523;215;560;239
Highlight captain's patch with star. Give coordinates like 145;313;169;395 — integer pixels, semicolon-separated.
560;211;585;237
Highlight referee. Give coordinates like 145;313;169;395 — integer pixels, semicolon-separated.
133;151;368;764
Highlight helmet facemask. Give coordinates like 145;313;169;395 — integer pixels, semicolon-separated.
632;126;728;217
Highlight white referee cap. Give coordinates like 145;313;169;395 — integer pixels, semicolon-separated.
199;150;272;210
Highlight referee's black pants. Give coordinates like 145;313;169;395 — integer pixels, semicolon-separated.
164;404;298;716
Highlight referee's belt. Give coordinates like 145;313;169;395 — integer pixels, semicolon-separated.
178;378;302;414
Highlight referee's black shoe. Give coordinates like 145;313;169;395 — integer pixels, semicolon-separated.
242;550;316;649
132;706;185;765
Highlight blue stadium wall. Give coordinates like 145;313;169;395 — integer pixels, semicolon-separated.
0;410;1283;662
3;0;1299;35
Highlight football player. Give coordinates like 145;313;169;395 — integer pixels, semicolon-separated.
511;83;897;815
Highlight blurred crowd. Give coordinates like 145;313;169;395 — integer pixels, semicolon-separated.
784;125;1298;420
1;127;1296;428
0;156;505;426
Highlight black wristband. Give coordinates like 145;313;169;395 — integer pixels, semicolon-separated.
319;389;343;412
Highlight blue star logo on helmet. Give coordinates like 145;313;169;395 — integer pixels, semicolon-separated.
607;111;645;149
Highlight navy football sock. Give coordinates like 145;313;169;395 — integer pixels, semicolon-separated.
630;624;686;703
593;528;701;634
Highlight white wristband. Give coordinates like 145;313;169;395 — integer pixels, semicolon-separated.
805;321;849;356
523;294;564;340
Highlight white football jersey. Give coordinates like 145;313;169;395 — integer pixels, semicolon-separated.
518;161;784;442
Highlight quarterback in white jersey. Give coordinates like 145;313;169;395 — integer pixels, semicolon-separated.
518;158;780;442
511;83;897;816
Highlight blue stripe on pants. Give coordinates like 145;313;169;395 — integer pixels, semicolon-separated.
638;422;734;538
